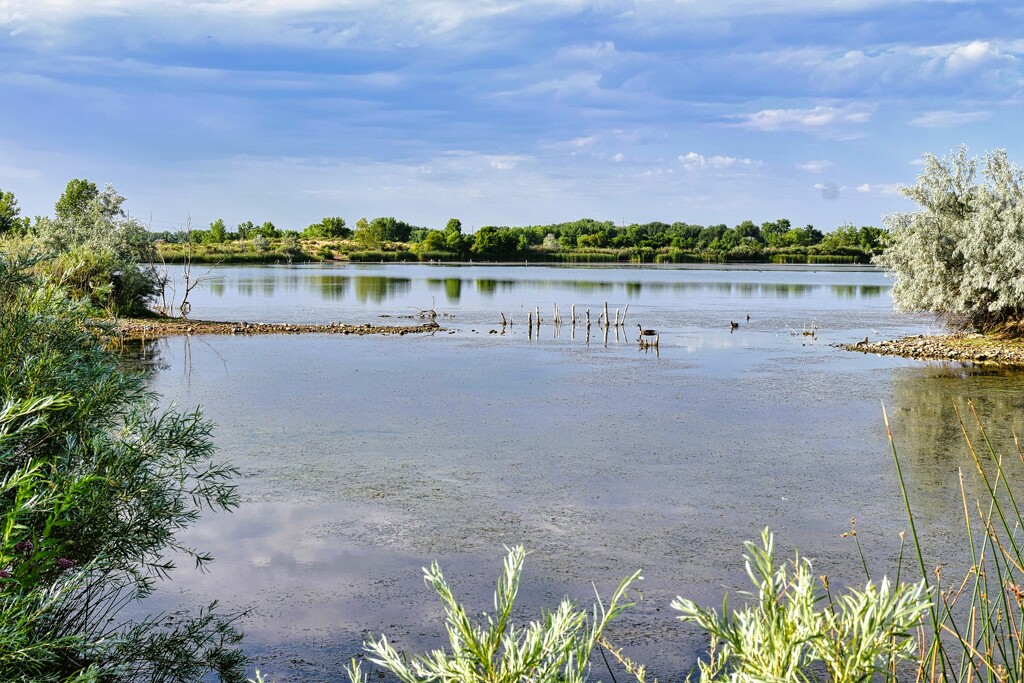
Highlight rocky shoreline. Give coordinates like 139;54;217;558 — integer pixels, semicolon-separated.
843;334;1024;365
112;317;443;340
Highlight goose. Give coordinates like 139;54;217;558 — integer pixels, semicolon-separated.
637;324;657;336
730;321;739;329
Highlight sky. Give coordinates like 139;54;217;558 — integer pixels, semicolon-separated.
1;0;1021;234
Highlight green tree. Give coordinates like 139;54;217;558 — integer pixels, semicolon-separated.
54;179;99;221
471;226;520;259
34;184;158;315
421;230;447;251
876;146;1024;333
207;218;227;244
235;221;255;240
256;221;279;238
303;217;350;239
0;188;27;236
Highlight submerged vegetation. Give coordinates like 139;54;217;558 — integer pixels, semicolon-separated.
0;252;245;679
290;401;1024;683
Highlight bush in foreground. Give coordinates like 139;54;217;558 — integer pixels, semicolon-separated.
0;251;245;680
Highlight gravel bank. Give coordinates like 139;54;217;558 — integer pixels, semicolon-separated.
112;318;443;340
843;334;1024;365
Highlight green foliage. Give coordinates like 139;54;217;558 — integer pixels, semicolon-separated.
0;189;28;237
0;252;245;681
54;179;99;222
303;217;350;239
207;219;228;244
674;529;929;683
877;146;1024;332
30;182;158;315
472;226;521;260
346;546;641;683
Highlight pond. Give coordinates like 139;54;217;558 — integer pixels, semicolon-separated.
143;263;1024;681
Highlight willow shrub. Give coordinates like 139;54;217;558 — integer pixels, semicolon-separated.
674;529;930;683
0;252;245;681
877;147;1024;334
344;546;641;683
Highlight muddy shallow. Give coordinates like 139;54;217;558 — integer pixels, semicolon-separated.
138;264;1024;681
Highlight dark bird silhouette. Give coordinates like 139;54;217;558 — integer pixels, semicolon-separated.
637;324;657;336
730;321;739;329
745;313;750;321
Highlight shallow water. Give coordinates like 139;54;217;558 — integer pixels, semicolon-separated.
142;263;1024;681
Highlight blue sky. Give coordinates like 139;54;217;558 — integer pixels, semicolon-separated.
1;0;1021;233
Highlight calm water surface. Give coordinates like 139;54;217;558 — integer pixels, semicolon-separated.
144;263;1024;681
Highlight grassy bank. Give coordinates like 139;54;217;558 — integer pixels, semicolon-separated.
156;237;876;265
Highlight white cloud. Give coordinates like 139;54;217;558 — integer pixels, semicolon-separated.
944;40;1005;75
733;104;873;134
910;110;991;128
797;160;832;173
854;182;900;195
613;152;624;162
488;155;528;170
679;151;755;170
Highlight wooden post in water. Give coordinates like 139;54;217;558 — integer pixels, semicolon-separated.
571;305;576;328
621;304;628;327
586;308;591;331
528;311;533;338
603;302;610;329
614;308;620;327
536;306;541;329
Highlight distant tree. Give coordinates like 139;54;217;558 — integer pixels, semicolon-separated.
304;216;350;239
0;188;27;236
445;218;462;234
876;146;1024;333
421;230;447;251
236;220;255;239
471;226;520;259
256;221;279;238
207;218;227;244
734;220;764;244
761;219;792;247
54;178;100;221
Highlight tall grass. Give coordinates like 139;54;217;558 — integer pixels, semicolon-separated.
888;401;1024;682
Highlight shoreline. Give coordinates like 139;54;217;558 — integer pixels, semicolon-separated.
111;317;443;340
843;333;1024;365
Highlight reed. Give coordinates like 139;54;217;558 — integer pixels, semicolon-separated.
888;401;1024;682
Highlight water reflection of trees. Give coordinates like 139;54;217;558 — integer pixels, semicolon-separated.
830;285;887;299
305;275;350;301
354;276;412;303
476;279;517;298
208;279;225;297
426;278;463;302
888;364;1024;526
